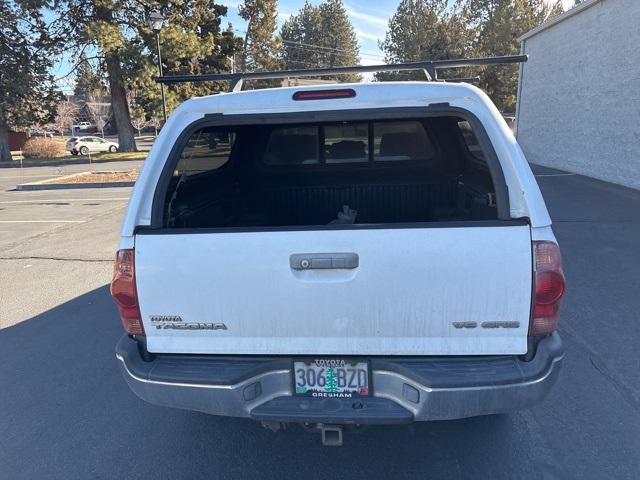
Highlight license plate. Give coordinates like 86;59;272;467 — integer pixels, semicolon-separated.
293;359;370;397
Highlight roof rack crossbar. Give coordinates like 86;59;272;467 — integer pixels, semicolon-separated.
156;54;527;92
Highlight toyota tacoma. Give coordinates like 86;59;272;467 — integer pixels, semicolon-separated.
111;59;565;446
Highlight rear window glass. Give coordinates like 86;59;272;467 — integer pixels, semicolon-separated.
374;121;434;161
458;121;484;160
164;115;499;229
174;127;234;176
263;126;319;165
261;120;434;165
324;122;368;164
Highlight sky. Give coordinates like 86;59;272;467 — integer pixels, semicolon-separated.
54;0;575;92
217;0;575;65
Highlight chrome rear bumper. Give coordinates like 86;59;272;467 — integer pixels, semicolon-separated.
116;333;563;423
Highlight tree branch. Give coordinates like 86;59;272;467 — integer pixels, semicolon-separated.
53;49;104;83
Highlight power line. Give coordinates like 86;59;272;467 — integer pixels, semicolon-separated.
281;59;326;69
284;59;356;71
283;39;351;54
282;43;353;59
282;42;385;62
282;40;384;59
232;27;384;60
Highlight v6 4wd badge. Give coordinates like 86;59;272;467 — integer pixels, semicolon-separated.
452;321;520;329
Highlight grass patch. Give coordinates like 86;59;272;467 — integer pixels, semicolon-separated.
51;171;138;184
11;150;148;163
89;151;148;161
16;170;140;190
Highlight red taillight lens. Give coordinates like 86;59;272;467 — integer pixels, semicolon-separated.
292;89;356;101
110;249;144;335
531;241;565;336
535;271;565;304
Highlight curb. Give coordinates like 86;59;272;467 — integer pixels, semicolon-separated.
16;181;136;191
0;156;146;169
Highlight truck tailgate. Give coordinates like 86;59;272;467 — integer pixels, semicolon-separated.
135;223;532;355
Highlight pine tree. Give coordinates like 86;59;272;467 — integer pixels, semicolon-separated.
377;0;470;81
281;2;324;70
325;368;338;393
465;0;564;112
51;1;138;151
377;0;563;110
0;1;61;161
51;1;244;150
134;3;243;106
281;0;360;82
239;0;281;75
317;0;360;81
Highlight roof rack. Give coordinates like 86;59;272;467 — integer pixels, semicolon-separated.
156;54;527;92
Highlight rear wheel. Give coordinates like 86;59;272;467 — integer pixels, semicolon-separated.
70;151;78;156
79;146;89;155
109;145;118;153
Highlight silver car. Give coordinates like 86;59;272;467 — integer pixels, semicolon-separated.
67;136;119;155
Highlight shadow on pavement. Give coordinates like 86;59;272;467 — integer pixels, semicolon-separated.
0;285;552;480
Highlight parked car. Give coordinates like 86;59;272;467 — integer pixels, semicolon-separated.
66;136;118;155
72;122;98;134
30;130;55;138
111;63;565;446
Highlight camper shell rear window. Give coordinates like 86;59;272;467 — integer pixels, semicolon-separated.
262;120;435;166
155;109;508;230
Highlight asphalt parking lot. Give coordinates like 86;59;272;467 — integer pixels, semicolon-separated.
0;160;142;328
1;162;639;479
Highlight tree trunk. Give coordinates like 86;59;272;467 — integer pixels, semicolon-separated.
0;116;12;162
95;4;137;152
105;53;137;152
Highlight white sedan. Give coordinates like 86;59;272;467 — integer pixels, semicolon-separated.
67;136;119;155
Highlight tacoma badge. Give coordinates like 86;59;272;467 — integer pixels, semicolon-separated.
150;315;227;330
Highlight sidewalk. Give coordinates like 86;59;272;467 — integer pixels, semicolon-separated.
0;152;147;169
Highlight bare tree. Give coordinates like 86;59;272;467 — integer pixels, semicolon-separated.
130;114;149;136
127;91;152;137
86;95;111;137
148;116;161;137
53;100;79;137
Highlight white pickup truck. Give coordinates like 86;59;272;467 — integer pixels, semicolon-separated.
112;59;565;445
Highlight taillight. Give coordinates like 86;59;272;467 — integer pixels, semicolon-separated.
292;88;356;101
531;241;565;336
110;249;144;335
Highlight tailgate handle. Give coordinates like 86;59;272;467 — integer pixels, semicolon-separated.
290;253;359;270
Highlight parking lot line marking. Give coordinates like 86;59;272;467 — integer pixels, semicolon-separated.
0;198;129;204
0;220;86;223
0;175;66;179
535;173;577;177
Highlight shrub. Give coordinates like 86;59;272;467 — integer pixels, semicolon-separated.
22;137;67;159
